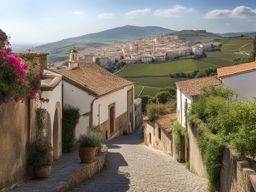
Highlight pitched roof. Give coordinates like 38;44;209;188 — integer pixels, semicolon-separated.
156;113;176;130
56;62;133;96
217;62;256;78
176;76;221;97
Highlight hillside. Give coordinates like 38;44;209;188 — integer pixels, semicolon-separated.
117;37;253;97
36;25;174;62
173;30;222;43
219;32;256;38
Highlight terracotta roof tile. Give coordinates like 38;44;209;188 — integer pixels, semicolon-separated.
56;62;133;96
156;113;176;130
176;76;221;97
217;62;256;78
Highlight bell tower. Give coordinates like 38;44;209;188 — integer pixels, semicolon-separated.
68;49;79;69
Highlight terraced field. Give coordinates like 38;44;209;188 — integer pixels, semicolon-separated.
117;37;253;97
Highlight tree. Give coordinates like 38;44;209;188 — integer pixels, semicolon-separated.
155;91;171;104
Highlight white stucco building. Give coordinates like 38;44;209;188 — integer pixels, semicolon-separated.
56;50;135;140
39;70;63;160
217;61;256;101
176;76;221;127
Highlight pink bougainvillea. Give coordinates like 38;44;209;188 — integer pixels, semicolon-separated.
0;41;41;105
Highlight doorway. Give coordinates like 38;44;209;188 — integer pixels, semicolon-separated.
109;105;115;134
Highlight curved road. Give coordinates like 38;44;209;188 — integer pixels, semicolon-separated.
73;132;207;192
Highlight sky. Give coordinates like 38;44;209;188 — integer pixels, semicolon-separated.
0;0;256;44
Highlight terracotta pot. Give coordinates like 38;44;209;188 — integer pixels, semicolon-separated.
79;147;97;163
35;165;52;178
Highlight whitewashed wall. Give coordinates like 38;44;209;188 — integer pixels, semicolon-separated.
221;71;256;101
92;86;131;126
40;81;62;146
63;81;95;138
176;87;193;127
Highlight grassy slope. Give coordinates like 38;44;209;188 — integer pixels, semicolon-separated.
118;37;253;96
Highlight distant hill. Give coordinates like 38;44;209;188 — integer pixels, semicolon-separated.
218;32;256;38
173;30;222;43
36;25;174;63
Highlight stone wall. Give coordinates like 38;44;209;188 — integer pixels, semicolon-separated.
0;100;37;191
187;124;207;177
19;52;48;75
97;112;128;140
220;148;256;192
144;121;173;156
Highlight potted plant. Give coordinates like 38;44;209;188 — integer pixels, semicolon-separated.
28;137;53;178
78;130;103;163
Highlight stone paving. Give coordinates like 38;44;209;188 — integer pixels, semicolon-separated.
13;151;107;192
73;131;208;192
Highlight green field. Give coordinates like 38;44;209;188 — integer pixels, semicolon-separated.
118;37;253;97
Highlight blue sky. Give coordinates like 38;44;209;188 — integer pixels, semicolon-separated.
1;0;256;44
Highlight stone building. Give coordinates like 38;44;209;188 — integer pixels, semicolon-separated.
56;50;135;140
144;113;176;156
0;51;63;191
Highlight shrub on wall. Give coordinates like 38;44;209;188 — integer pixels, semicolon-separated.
173;121;184;152
0;31;40;105
173;121;188;162
192;116;225;192
62;106;80;153
146;103;167;122
190;85;256;192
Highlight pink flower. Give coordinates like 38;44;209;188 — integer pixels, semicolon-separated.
13;96;20;102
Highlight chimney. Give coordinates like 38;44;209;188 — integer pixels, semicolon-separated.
68;49;79;69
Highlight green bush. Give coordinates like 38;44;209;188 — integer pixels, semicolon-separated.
62;106;80;153
28;137;53;167
198;135;224;192
159;87;176;99
190;85;256;191
146;103;167;122
155;91;171;104
78;130;103;148
173;121;185;152
141;95;154;112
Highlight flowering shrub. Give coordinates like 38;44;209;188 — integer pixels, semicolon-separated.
0;37;41;105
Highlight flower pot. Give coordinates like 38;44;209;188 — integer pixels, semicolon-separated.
35;165;52;178
79;147;97;163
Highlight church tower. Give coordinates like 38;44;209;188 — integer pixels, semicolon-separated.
68;49;79;69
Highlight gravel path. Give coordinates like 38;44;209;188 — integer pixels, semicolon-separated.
73;131;208;192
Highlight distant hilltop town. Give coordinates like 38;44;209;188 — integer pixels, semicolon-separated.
54;34;221;72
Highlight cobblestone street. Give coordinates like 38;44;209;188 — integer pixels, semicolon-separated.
73;131;207;192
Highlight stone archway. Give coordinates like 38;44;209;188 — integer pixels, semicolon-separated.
53;102;61;160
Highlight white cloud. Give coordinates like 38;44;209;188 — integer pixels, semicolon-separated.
98;13;114;19
126;8;151;18
72;10;84;16
206;6;256;19
154;5;194;17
